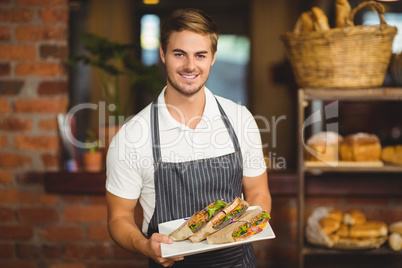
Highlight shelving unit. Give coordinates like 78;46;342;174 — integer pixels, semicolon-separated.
297;88;402;268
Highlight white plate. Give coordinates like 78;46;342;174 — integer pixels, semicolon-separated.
159;206;276;258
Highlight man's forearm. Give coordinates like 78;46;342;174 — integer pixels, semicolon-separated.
108;216;149;255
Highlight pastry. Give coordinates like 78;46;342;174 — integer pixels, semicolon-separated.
349;221;388;238
335;0;352;27
311;7;330;31
339;133;382;161
305;132;344;162
381;145;402;165
343;209;366;226
319;217;341;235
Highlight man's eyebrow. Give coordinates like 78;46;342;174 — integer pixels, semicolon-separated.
171;49;209;54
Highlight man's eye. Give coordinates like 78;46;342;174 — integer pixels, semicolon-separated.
197;55;206;59
175;53;184;57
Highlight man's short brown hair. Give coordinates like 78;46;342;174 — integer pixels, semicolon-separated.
160;8;219;55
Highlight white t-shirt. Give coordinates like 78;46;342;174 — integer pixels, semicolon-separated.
106;87;266;233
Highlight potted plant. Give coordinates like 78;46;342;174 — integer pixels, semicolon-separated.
69;33;164;148
82;129;103;172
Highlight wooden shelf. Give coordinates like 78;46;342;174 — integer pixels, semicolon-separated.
302;87;402;101
44;171;106;194
303;244;402;256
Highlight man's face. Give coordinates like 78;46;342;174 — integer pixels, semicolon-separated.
160;30;216;96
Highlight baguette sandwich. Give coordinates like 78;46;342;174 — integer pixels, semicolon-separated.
189;197;249;243
169;200;227;241
207;209;271;245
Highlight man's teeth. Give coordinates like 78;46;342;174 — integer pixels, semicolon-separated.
182;74;197;79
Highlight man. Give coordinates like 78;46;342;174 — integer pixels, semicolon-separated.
106;8;271;268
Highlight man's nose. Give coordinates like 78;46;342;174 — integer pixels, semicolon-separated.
184;57;195;71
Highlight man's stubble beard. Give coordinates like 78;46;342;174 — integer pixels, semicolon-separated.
166;74;208;96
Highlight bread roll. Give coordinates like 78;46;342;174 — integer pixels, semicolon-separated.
305;132;344;162
343;209;366;226
389;232;402;251
339;133;382;161
336;224;349;238
335;0;352;27
381;145;402;165
349;221;388;238
311;7;330;31
328;210;343;223
319;217;341;235
389;221;402;235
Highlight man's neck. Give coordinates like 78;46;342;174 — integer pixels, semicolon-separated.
164;87;206;130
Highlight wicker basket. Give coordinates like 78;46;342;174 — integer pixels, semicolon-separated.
281;1;397;89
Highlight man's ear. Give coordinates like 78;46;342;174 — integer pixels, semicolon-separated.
159;45;166;64
211;52;216;66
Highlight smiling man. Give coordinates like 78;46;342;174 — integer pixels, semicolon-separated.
106;8;272;268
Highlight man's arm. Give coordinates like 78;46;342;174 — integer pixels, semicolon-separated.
242;170;272;213
106;191;183;267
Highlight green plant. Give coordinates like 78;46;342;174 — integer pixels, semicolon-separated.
69;32;164;121
85;129;102;153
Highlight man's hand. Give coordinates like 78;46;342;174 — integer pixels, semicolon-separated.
143;233;184;267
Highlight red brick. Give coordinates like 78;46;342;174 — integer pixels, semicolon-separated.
0;117;33;131
17;207;59;223
0;98;11;114
0;62;11;75
15;26;66;41
0;261;37;268
112;244;143;260
88;196;106;205
40;226;83;241
15;135;59;151
16;243;40;259
15;172;43;185
14;98;68;113
64;244;109;260
64;205;107;222
15;62;66;77
40;44;68;60
0;153;32;168
62;195;85;204
38;118;58;131
0;136;7;149
88;225;111;241
0;45;36;60
0;170;13;184
0;8;34;23
39;8;68;23
0;80;24;95
0;243;14;258
0;226;33;240
42;244;61;259
38;81;68;95
41;153;60;168
38;193;59;205
49;263;85;268
0;207;14;222
17;0;67;5
0;189;35;203
0;27;10;41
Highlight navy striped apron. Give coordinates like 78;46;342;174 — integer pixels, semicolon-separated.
147;97;256;268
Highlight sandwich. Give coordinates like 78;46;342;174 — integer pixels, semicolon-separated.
169;200;227;241
207;209;271;245
189;197;249;243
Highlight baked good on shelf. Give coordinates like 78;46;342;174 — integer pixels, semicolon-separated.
328;210;343;222
335;0;352;27
336;224;349;238
311;7;330;31
339;133;382;161
389;221;402;235
349;221;388;238
343;209;366;226
381;145;402;165
389;232;402;251
319;217;341;235
294;11;315;33
305;132;344;162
